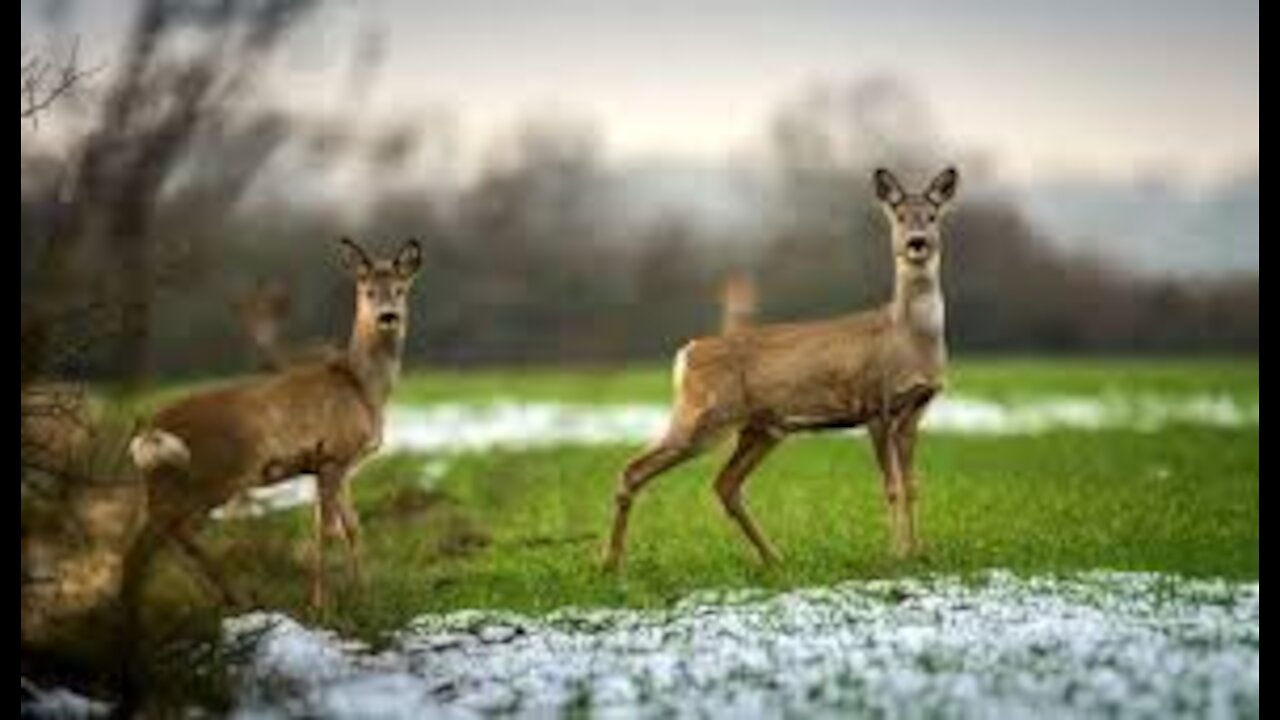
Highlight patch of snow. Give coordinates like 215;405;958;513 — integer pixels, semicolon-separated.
226;571;1259;719
211;439;460;521
212;480;318;521
20;679;111;719
929;394;1258;434
212;393;1257;519
382;394;1257;455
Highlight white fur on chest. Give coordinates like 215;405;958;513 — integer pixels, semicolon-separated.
907;292;946;336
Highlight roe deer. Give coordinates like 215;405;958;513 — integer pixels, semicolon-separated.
226;279;339;517
602;167;959;571
233;278;336;372
719;271;758;334
125;237;422;609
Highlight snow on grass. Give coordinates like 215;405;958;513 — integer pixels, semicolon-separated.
226;571;1258;719
213;393;1257;520
21;678;112;719
383;393;1258;454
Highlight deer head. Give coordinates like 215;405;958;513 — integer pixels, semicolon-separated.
874;167;960;277
339;237;423;345
234;279;291;352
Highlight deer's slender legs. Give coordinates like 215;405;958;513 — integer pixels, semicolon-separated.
333;477;364;587
117;523;166;717
124;506;246;608
311;464;345;610
894;402;929;554
311;461;364;608
713;426;782;564
171;524;247;607
312;489;329;610
868;418;909;557
602;420;717;572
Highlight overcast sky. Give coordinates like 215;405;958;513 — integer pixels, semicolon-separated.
24;0;1259;184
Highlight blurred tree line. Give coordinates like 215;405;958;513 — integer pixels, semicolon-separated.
21;1;1258;389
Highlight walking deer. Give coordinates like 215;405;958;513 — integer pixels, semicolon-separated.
125;237;422;609
602;167;959;571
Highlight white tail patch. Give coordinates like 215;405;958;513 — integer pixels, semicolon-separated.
128;429;191;473
672;346;691;390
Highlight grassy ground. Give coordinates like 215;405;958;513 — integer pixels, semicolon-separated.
136;358;1259;644
391;357;1259;405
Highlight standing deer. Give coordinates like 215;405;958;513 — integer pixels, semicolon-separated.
602;167;959;571
719;271;758;334
233;279;292;372
125;237;422;609
233;278;336;372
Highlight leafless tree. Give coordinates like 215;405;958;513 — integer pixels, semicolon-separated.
20;40;92;123
21;1;321;711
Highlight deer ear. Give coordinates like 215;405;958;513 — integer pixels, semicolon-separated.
874;168;906;206
926;167;959;206
394;238;423;279
338;237;372;277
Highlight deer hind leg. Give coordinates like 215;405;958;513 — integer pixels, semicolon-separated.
171;523;249;608
601;414;721;572
117;522;166;716
868;418;909;558
713;425;783;565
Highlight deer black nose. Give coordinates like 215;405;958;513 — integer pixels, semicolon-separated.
377;312;401;328
906;237;929;254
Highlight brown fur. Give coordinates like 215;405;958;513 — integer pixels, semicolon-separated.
603;168;959;571
126;237;423;609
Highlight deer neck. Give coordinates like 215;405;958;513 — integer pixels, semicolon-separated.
890;265;946;344
347;325;403;410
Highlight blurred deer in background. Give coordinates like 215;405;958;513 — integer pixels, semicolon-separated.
719;271;758;334
603;167;959;571
232;278;336;373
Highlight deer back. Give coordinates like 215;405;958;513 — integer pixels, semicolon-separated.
146;359;380;518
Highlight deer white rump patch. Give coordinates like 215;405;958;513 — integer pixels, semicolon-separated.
672;346;691;389
128;429;191;473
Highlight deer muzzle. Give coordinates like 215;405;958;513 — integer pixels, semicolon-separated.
376;312;402;330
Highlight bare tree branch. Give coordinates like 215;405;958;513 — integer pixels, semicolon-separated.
21;39;99;124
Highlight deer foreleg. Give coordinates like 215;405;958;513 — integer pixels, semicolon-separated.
869;419;909;557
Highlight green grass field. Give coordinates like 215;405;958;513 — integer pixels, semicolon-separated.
139;358;1259;644
390;356;1259;405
